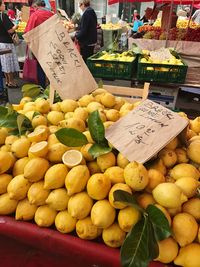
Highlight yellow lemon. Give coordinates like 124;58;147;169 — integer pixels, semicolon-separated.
109;183;132;209
47;111;64;125
78;94;94;107
0;193;18;215
45;188;70;211
34;205;57;227
5;135;18;146
60;99;78;113
117;152;130;169
47;143;68;163
87;173;111;200
73;107;88;121
24;157;49;182
137;193;156;209
31;115;48;128
145;169;165;192
175;177;200;198
11;138;31;158
148;158;167;176
182;198;200;220
118;206;141;232
87;161;101;174
97;152;116;172
62;150;83;168
15;198;37;220
190;117;200;134
100;93;116;108
76;217;102;240
104;166;125;184
102;223;126;248
174;243;200;267
169;163;200;180
105;109;120;122
87;101;103;113
0;174;12;194
35;99;50;114
165;137;179;150
55;210;77;233
187;140;200;164
27;128;48;143
80;144;94;161
158;148;177;168
7;174;31;200
175;148;189;163
0;127;8;145
28;181;50;205
155;237;179;264
12;157;29;177
28;141;48;158
68;192;93;219
44;163;68;189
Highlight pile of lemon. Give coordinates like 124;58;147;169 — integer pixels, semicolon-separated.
0;89;200;267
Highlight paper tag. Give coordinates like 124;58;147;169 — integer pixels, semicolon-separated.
23;15;97;100
105;100;189;163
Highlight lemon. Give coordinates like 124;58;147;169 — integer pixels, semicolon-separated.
11;138;31;158
109;183;132;209
187;140;200;164
15;198;37;220
76;217;102;240
118;206;141;232
137;193;156;209
105;109;120;122
145;169;165;192
102;223;126;248
44;163;68;189
100;93;116;108
20;96;32;105
0;193;18;215
87;173;111;200
154;204;171;226
174;243;200;267
117;152;130;169
153;182;187;209
158;148;177;168
68;192;93;219
87;161;101;174
79;94;94;107
175;177;200;198
124;162;149;191
148;158;167;175
31;115;48;128
190;117;200;134
91;200;116;228
83;131;94;144
87;101;103;113
24;110;35;121
113;97;125;111
74;107;88;121
5;135;18;146
169;163;200;180
98;109;107;122
62;150;83;168
55;210;77;233
28;181;50;205
186;129;197;140
154;237;179;264
167;206;182;217
1;144;11;152
172;212;198;247
46;188;70;211
104;166;125;184
23;101;36;112
103;121;114;129
28;141;48;158
97;152;116;172
35;99;50;114
34;205;57;227
60;99;78;113
51;102;61;112
12;103;23;111
182;198;200;220
65;165;90;196
47;134;59;147
47;111;64;125
27;128;48;143
165;137;179;150
24;157;49;182
0;174;12;194
120;103;134;113
0;127;8;145
175;148;189;163
92;88;107;96
7;174;31;200
12;157;29;177
80;144;94;161
47;143;68;163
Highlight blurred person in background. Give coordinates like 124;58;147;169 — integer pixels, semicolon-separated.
192;9;200;24
0;0;19;88
132;14;143;33
75;0;97;62
25;0;53;88
7;3;15;21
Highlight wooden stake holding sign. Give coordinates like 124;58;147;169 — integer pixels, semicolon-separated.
23;15;97;101
105;100;189;163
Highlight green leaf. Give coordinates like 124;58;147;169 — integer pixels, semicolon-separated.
113;190;144;213
146;205;172;241
17;114;26;135
88;143;112;158
0;112;18;128
98;80;103;88
88;110;105;144
55;128;88;147
0;106;8;117
22;84;41;98
121;216;151;267
147;221;159;260
33;111;41;118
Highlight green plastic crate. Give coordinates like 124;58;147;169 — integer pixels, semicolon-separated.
87;52;137;80
137;55;188;84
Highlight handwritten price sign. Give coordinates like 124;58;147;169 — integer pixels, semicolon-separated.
23;15;97;100
105;100;189;163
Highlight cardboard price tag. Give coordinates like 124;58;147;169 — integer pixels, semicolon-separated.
105;99;189;163
23;14;97;101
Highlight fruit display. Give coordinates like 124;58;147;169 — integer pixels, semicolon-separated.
100;22;124;31
0;88;199;267
91;50;135;62
153;18;200;29
62;20;75;33
16;21;27;33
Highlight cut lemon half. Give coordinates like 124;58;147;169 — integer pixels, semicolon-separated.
62;150;83;168
29;141;48;158
27;128;48;143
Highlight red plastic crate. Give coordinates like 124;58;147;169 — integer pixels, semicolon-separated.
0;216;171;267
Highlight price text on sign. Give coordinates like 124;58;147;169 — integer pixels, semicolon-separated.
23;14;97;100
105;99;189;163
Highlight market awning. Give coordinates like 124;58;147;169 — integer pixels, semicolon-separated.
108;0;152;5
3;0;28;3
109;0;200;4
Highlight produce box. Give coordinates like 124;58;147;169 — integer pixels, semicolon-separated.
87;51;137;80
0;216;168;267
137;55;188;84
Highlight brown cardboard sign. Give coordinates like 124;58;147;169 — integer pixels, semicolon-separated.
23;14;97;101
105;99;189;163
